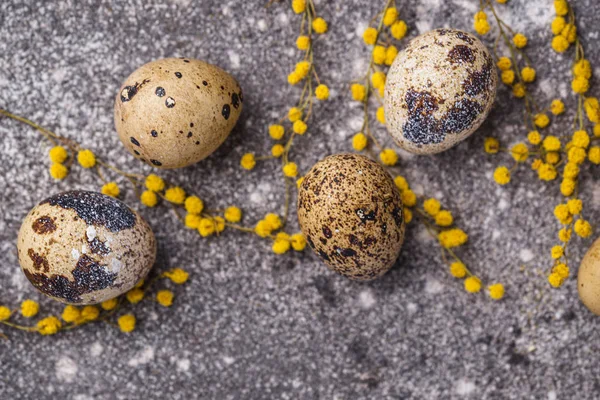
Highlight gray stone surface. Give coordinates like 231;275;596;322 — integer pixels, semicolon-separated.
0;0;599;399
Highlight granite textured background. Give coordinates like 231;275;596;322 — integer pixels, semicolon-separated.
1;0;599;399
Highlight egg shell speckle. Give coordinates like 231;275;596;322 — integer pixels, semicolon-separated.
17;191;156;305
114;57;243;169
578;236;600;316
297;154;405;281
384;29;497;154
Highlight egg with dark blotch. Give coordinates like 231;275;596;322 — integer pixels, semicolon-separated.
297;154;405;281
578;237;600;316
384;28;497;154
17;191;156;305
114;57;243;169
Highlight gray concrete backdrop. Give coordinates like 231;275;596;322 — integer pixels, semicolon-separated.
0;0;599;399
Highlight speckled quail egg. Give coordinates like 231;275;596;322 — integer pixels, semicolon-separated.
297;154;405;280
17;191;156;305
384;28;497;154
114;57;243;169
578;237;600;316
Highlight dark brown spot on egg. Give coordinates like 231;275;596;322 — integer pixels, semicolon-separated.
232;93;240;109
175;72;182;78
222;104;231;120
28;249;49;272
155;87;165;97
202;80;208;86
151;160;162;166
455;31;474;44
165;97;176;108
323;226;332;239
32;216;56;234
463;57;494;97
448;45;475;64
130;137;140;146
151;130;158;137
120;86;137;102
89;237;111;256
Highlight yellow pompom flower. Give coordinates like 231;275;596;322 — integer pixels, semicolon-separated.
376;107;385;124
423;198;441;216
37;316;62;335
531;159;542;170
291;0;305;14
488;283;504;300
574;219;592;238
385;45;398;66
49;163;68;180
554;204;571;224
527;131;541;145
538;163;557;181
77;149;96;168
126;288;144;304
548;272;564;288
156;290;174;307
383;7;398;26
101;182;120;198
0;306;11;321
272;232;291;254
269;124;285;140
512;83;526;98
271;144;285;158
572;77;589;94
572;130;590;149
493;166;510;185
315;84;329;100
562;24;577;43
511;143;528;162
20;299;39;318
551;17;566;35
449;262;467;278
496;57;511;71
293;120;308;135
198;218;216;237
500;70;515;85
118;314;136;333
291;233;307;251
542;136;561;152
184;213;202;229
552;35;569;53
474;19;490;35
560;178;576;197
101;298;118;311
145;174;165;192
371;72;386;89
214;216;225;233
265;213;282;231
312;17;328;34
296;35;310;50
163;268;189;284
435;210;453;227
394;175;409;192
404;207;413;224
379;148;398;166
438;229;468;249
464;277;482;293
351;83;367;102
484;137;499;154
521;67;536;83
553;263;570;279
140;190;158;207
595;125;600;137
352;133;368;151
363;27;378;45
550;99;565;115
62;305;81;322
554;0;568;16
295;61;311;79
241;153;256;170
164;186;186;204
558;228;572;242
81;305;99;321
184;195;203;215
49;146;68;163
287;71;301;86
545;151;560;165
513;33;527;48
283;162;298;177
288;107;302;122
568;146;586;165
563;162;579;179
573;59;592;79
551;246;564;259
254;220;272;238
402;190;417;207
223;206;242;223
391;20;408;39
567;199;583;215
584;98;600;123
588;146;600;164
373;45;386;65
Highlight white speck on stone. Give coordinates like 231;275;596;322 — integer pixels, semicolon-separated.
277;11;288;25
71;249;80;260
424;277;444;294
406;303;417;313
358;290;376;309
355;21;368;38
416;226;434;243
52;68;67;83
223;356;235;365
519;249;534;263
498;198;509;210
492;229;501;240
592;184;600;208
228;50;240;69
257;19;267;32
177;358;190;372
128;346;155;367
86;226;96;242
412;184;424;197
548;391;557;400
455;378;476;395
55;356;78;383
90;342;103;357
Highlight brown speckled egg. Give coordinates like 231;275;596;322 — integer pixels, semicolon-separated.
17;191;156;305
578;237;600;316
114;57;243;169
384;28;497;154
297;154;405;280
